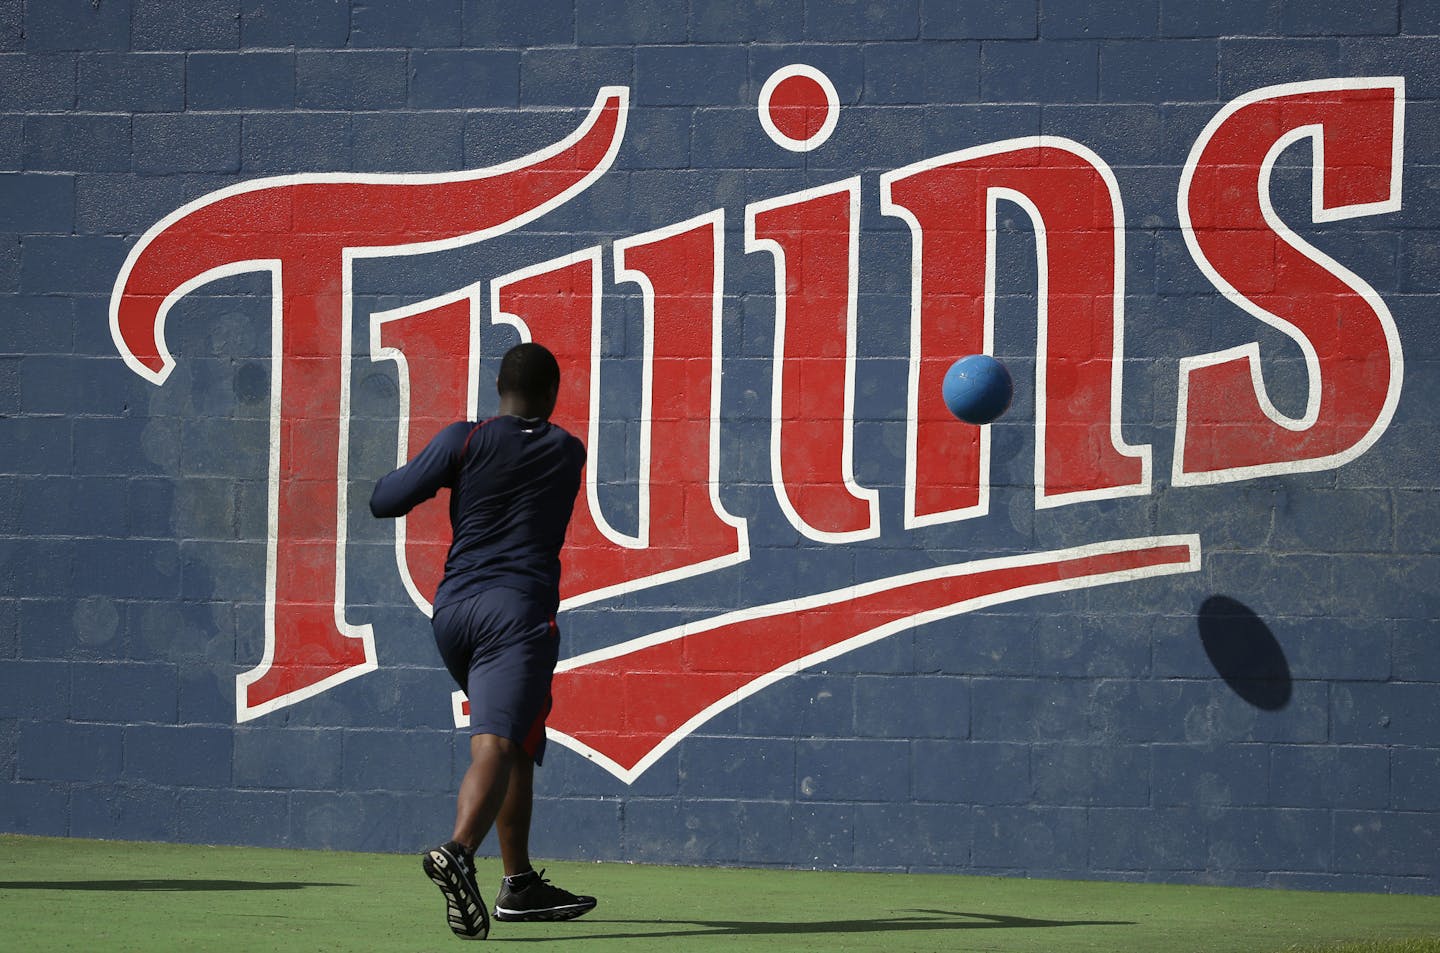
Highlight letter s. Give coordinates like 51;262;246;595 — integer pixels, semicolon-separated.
1174;77;1405;485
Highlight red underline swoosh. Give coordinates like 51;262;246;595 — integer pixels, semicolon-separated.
543;534;1201;782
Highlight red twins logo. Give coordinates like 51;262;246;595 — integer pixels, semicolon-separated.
110;71;1404;783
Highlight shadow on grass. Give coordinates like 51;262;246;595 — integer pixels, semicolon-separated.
0;880;350;892
501;908;1134;941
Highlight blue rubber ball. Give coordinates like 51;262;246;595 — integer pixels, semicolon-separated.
942;354;1013;425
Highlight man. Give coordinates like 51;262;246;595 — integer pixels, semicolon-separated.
370;341;595;941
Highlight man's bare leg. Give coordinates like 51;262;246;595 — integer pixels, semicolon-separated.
422;733;516;940
495;752;535;877
452;733;520;849
490;749;597;923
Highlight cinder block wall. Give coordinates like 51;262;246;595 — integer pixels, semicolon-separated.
2;0;1438;894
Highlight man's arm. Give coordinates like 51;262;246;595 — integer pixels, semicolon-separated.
369;422;471;518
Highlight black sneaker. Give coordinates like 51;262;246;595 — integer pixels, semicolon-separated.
493;869;597;922
422;842;490;940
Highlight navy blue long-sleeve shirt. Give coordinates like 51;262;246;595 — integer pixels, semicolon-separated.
370;416;586;614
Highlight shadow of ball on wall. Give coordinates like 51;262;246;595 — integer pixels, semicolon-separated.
1196;595;1292;711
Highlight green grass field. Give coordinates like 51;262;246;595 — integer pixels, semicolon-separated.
2;835;1437;952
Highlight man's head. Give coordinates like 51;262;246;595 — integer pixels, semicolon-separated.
496;342;561;420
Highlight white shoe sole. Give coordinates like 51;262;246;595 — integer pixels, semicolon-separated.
423;848;490;940
494;899;597;922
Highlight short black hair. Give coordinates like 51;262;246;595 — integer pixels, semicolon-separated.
496;341;560;403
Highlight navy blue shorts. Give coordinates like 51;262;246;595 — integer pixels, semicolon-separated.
431;587;560;765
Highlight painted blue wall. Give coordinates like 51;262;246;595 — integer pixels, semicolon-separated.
2;0;1438;894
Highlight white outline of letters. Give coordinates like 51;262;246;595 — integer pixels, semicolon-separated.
369;283;483;618
745;178;881;544
609;209;751;591
881;137;1151;528
758;63;840;153
1173;77;1405;487
108;88;630;722
490;213;750;610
